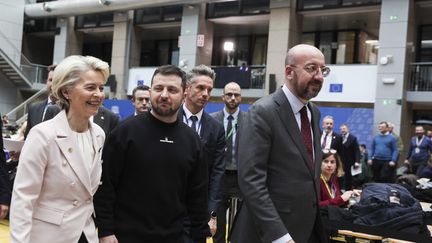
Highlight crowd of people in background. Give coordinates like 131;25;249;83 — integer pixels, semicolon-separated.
1;43;432;242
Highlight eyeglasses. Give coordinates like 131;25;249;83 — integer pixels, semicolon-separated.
322;149;337;154
224;93;241;98
291;64;331;77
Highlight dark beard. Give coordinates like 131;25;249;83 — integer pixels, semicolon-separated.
151;101;180;117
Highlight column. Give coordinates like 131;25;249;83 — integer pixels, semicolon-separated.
373;0;415;151
53;16;82;64
179;3;213;70
265;0;302;94
111;11;131;99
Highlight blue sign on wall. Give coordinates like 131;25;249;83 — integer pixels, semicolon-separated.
329;83;343;93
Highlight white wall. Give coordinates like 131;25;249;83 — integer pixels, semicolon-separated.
0;0;25;65
312;64;377;103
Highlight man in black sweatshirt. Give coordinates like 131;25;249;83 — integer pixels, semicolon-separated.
94;65;210;243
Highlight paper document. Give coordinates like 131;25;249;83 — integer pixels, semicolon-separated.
3;138;24;152
351;164;362;176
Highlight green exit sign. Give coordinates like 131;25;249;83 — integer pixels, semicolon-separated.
389;15;398;21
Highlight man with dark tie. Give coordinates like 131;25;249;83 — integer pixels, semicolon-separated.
339;123;360;190
211;82;246;243
24;64;57;139
321;115;343;152
231;44;329;243
179;65;225;241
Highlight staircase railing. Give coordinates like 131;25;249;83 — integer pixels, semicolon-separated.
6;87;47;125
0;28;47;86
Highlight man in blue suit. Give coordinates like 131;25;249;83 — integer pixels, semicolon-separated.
180;65;225;241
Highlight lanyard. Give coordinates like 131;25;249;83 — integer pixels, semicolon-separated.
321;174;335;199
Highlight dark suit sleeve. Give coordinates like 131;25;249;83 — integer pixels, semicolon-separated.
107;112;119;134
207;121;225;213
24;103;35;139
0;119;11;205
353;136;360;163
237;104;288;241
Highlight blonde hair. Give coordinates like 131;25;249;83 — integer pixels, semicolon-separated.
51;55;110;110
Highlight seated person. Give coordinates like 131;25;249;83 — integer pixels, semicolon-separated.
320;149;361;207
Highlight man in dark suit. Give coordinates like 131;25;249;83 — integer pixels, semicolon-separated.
44;105;119;136
231;44;329;243
180;65;225;241
339;123;360;190
24;65;57;139
210;82;246;243
321;115;343;152
0;115;11;219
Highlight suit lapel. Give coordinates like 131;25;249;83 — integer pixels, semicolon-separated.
273;89;315;177
35;101;46;123
94;108;104;130
54;111;92;196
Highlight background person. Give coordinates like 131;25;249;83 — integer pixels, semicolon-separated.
404;125;432;176
319;149;360;207
24;64;57;139
0;115;11;219
10;55;109;243
211;82;246;243
131;84;151;115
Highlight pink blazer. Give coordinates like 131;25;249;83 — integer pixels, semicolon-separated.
10;110;105;243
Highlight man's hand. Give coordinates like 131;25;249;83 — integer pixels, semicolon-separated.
404;159;410;165
99;235;118;243
287;240;295;243
208;217;217;236
389;161;396;167
367;160;373;165
0;205;9;219
353;162;360;168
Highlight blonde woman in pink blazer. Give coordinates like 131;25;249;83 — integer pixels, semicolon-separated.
10;55;110;243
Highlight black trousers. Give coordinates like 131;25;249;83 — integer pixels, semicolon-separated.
213;172;240;243
77;233;88;243
371;159;396;183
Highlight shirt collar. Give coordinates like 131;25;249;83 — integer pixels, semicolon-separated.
282;84;307;114
182;103;203;121
223;107;239;120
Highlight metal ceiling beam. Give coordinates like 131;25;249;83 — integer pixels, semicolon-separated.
25;0;217;18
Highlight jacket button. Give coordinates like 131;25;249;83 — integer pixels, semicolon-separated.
70;182;76;187
62;161;67;166
73;200;78;206
99;181;103;185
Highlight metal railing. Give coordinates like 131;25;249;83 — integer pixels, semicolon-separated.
0;28;47;85
408;62;432;91
6;87;48;125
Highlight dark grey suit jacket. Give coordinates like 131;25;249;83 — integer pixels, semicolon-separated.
210;109;247;165
43;105;119;136
24;100;48;139
179;107;226;214
230;88;326;243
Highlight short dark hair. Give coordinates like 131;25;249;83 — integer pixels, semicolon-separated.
360;144;367;149
132;85;150;100
379;121;388;127
151;65;186;90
